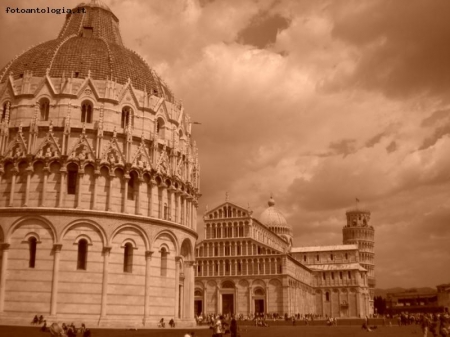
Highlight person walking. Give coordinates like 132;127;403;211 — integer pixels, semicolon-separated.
213;315;224;337
230;316;238;337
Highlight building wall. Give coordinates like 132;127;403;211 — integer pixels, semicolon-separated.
0;209;197;328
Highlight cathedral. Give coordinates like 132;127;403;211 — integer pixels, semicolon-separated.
194;197;375;318
0;0;200;328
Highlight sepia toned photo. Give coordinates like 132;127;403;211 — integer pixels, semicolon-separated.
0;1;449;336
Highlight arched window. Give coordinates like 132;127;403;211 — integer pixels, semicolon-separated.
345;253;348;260
77;239;88;270
1;101;10;122
348;271;352;279
339;271;343;280
121;106;133;128
160;247;168;276
325;292;330;302
39;98;50;121
67;163;78;195
254;288;265;296
330;254;334;261
331;272;335;280
81;101;93;123
225;260;230;273
303;255;307;262
322;272;326;280
316;254;320;262
123;243;133;273
156;117;165;138
29;237;37;268
225;243;230;256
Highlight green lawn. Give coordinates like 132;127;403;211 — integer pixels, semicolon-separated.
0;325;421;337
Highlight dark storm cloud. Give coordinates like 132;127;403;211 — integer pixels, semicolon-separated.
328;138;357;157
419;123;450;150
329;0;450;99
385;140;396;153
237;12;291;48
421;109;450;127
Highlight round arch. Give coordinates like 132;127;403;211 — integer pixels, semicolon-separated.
179;237;194;259
109;223;150;251
6;216;57;244
152;229;179;255
59;219;107;246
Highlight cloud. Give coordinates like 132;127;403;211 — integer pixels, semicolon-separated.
237;12;291;48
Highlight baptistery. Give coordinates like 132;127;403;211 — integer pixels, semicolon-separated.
0;0;200;327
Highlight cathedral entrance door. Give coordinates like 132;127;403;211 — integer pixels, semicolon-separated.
255;299;265;314
194;300;203;316
222;294;234;314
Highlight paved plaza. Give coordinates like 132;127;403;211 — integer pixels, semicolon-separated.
0;324;420;337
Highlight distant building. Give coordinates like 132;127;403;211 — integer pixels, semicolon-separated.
437;283;450;313
194;197;374;318
386;290;442;314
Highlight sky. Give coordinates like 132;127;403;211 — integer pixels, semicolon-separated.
1;0;449;289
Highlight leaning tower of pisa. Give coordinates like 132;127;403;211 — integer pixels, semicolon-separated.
343;209;375;313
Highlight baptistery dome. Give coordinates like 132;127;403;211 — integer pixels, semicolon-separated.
0;0;173;100
260;197;293;248
0;0;199;328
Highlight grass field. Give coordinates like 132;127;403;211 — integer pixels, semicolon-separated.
0;325;421;337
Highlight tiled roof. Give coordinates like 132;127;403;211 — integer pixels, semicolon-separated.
291;244;358;253
0;0;174;102
307;263;367;272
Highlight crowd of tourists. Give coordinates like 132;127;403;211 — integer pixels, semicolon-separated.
33;315;91;337
393;312;450;337
195;312;320;326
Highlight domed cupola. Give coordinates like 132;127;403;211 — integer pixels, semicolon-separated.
260;196;293;249
0;0;174;101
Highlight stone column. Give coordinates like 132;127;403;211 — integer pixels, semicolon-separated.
0;243;10;312
23;169;32;206
330;289;333;318
100;246;112;318
216;286;220;314
8;171;17;206
322;291;326;317
123;174;129;213
248;286;252;316
203;282;207;314
148;179;155;217
144;250;154;325
337;289;341;318
58;171;66;207
356;289;361;317
136;178;143;215
76;172;84;208
185;261;195;320
107;174;113;211
92;170;99;210
50;244;63;316
265;285;269;314
175;256;181;318
41;167;49;207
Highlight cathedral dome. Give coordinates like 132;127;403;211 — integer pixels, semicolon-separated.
260;197;292;231
0;0;174;101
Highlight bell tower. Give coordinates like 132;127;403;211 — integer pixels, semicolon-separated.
343;209;375;310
